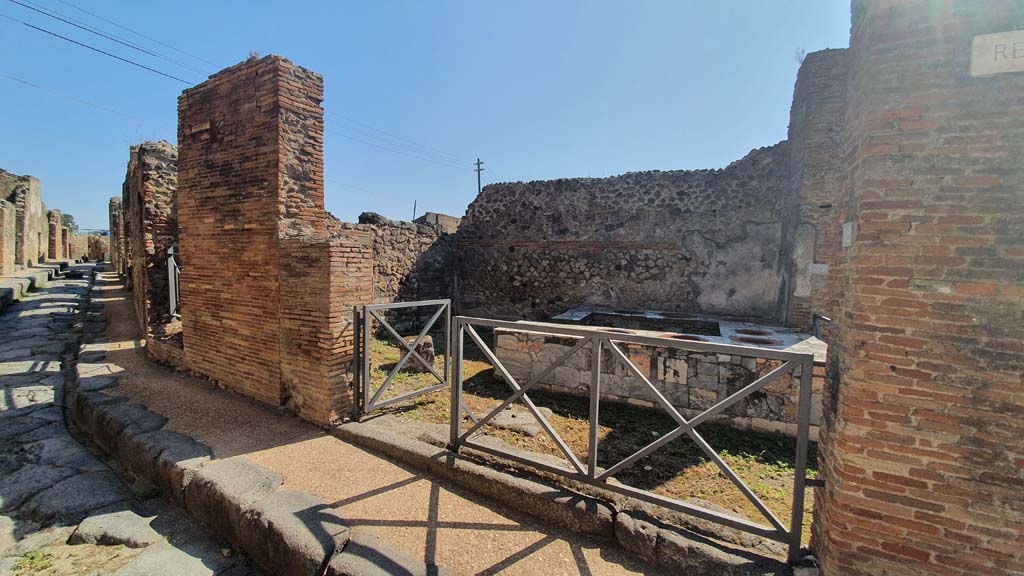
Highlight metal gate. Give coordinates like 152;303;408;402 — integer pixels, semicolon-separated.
355;299;451;416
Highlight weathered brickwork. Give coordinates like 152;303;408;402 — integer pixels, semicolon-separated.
86;234;108;261
814;1;1024;575
70;233;89;259
0;169;48;267
122;141;178;333
62;227;70;260
785;49;849;331
178;55;370;423
108;197;123;272
46;210;61;260
0;199;15;274
458;144;794;322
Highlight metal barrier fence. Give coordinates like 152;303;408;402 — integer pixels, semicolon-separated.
167;246;182;318
449;316;815;563
356;299;451;416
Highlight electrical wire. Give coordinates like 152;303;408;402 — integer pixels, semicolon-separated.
0;12;192;83
0;72;145;121
7;0;207;76
54;0;216;67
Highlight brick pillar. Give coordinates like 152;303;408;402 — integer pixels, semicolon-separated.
815;1;1024;575
109;197;122;271
178;55;369;423
785;49;849;331
0;200;15;274
46;211;60;260
62;227;70;259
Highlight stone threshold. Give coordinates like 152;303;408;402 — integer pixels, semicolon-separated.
66;272;446;576
333;415;811;576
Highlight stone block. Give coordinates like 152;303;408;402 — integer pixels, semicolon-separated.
184;457;283;546
329;529;446;576
239;490;349;576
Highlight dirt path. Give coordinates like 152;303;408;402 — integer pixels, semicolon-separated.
97;271;664;576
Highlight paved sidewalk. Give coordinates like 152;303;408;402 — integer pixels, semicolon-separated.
0;264;263;575
94;270;664;576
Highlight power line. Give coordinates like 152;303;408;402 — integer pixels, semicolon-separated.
326;117;464;166
54;0;216;67
0;72;144;121
0;12;192;83
325;119;467;168
324;126;468;170
7;0;206;76
326;112;464;163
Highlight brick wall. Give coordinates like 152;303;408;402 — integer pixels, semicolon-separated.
62;227;70;260
814;1;1024;574
87;234;108;261
0;200;14;274
178;55;369;424
123;141;178;333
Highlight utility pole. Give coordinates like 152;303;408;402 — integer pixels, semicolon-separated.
474;158;485;195
412;199;417;221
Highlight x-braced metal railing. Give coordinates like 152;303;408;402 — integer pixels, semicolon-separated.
357;299;452;415
449;317;815;563
167;246;182;318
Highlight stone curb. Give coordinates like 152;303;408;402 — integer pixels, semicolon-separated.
0;260;73;314
334;420;794;575
66;274;446;576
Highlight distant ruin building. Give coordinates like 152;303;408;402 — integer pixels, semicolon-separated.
0;169;48;271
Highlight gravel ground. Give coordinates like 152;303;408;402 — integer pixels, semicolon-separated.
96;270;665;576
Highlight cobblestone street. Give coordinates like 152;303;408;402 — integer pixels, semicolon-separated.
0;264;261;576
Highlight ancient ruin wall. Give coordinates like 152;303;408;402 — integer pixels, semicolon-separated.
87;234;108;261
457;144;791;321
784;49;849;331
0;169;47;267
108;197;123;273
0;200;15;274
124;141;178;333
353;212;455;304
179;55;369;423
70;233;89;259
815;1;1024;574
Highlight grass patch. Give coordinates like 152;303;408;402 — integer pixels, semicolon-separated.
367;337;818;543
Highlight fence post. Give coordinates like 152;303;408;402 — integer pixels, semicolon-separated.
787;356;815;563
450;318;464;452
587;336;602;480
167;246;177;317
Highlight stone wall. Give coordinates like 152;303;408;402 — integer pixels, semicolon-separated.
178;55;371;424
352;212;455;304
457;144;792;322
414;211;461;234
62;226;70;260
123;141;178;333
0;200;15;274
0;169;48;267
87;234;109;261
815;1;1024;574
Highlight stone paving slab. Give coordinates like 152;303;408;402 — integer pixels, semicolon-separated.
0;264;266;575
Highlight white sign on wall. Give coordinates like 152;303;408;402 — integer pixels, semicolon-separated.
971;30;1024;77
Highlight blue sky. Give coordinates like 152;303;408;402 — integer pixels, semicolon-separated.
0;1;850;230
